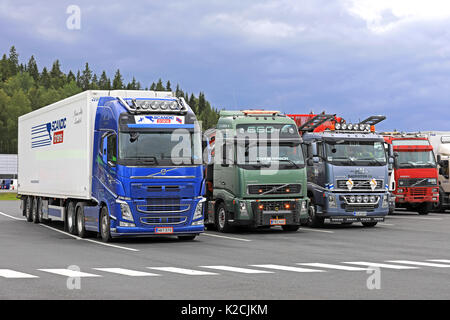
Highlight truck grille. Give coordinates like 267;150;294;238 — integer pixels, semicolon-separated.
248;184;301;195
136;199;190;214
140;216;187;225
398;178;436;187
337;180;384;190
409;188;428;196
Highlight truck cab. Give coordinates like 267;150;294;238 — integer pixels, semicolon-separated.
289;114;391;227
204;110;309;232
422;131;450;212
382;133;439;215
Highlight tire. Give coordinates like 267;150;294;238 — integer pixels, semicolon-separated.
281;225;300;232
25;196;33;222
215;202;233;233
100;206;112;242
178;235;197;241
37;198;44;223
418;202;432;215
66;201;77;235
32;197;39;224
306;199;324;228
76;203;89;238
362;222;378;227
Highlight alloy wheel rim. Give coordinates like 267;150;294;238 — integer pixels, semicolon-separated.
218;208;225;229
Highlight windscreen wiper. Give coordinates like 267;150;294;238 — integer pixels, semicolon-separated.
360;158;385;166
134;156;158;164
279;159;301;168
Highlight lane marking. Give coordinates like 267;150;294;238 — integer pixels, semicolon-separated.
0;211;26;221
38;269;101;277
39;223;139;252
200;266;274;274
0;209;138;252
387;260;450;268
148;267;218;276
0;269;39;279
250;264;324;273
378;223;395;226
343;262;419;270
387;216;442;221
299;228;334;234
298;263;368;271
428;259;450;264
202;232;252;242
93;268;160;276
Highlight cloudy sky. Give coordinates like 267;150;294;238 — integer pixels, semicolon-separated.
1;0;450;131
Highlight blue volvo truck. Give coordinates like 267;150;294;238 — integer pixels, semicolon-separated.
289;114;391;227
18;90;205;241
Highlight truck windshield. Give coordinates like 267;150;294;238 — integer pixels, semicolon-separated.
118;131;202;166
397;151;437;168
324;140;387;166
237;143;305;170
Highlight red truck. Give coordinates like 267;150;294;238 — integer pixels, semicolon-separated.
383;132;439;215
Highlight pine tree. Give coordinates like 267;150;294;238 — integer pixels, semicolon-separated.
67;71;76;83
50;60;65;88
98;71;111;90
8;46;19;76
80;62;92;90
156;78;164;91
166;80;172;91
150;82;156;90
40;67;51;89
27;56;39;82
112;69;123;89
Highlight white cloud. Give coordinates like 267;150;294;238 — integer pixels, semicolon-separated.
345;0;450;33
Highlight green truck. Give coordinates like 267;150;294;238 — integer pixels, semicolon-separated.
203;110;309;232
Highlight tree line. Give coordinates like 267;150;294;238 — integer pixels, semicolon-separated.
0;46;219;154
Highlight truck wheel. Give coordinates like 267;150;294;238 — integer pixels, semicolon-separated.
25;196;33;222
38;198;44;223
76;203;89;238
100;206;112;242
362;222;378;227
306;200;324;228
418;203;431;215
67;202;77;235
32;197;39;224
282;225;300;232
215;202;233;233
178;235;197;241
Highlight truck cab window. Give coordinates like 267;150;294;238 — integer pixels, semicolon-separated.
107;134;117;165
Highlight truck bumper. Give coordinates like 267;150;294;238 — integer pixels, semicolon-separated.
237;198;309;227
318;192;389;219
111;225;204;237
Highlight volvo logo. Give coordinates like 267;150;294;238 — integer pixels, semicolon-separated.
160;169;167;175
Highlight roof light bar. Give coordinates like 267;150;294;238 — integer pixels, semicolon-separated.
117;97;187;114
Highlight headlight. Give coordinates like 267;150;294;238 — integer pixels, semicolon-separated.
347;124;353;130
328;195;337;208
349;195;356;203
342;123;347;130
433;188;439;193
397;189;404;193
356;196;363;203
193;200;204;220
116;200;134;222
363;196;369;203
301;200;307;211
428;178;437;185
369;196;376;203
382;195;389;208
335;123;341;130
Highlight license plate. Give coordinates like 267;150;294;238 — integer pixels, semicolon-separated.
155;227;173;234
270;219;286;225
353;211;367;216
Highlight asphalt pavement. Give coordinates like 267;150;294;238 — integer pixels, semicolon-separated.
1;200;449;299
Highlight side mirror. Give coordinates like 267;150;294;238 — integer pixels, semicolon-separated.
437;154;441;163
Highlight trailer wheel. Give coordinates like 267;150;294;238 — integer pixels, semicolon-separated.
32;197;39;224
282;225;300;232
76;203;89;238
67;202;77;235
100;206;112;242
25;196;33;222
215;202;233;233
37;198;44;223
